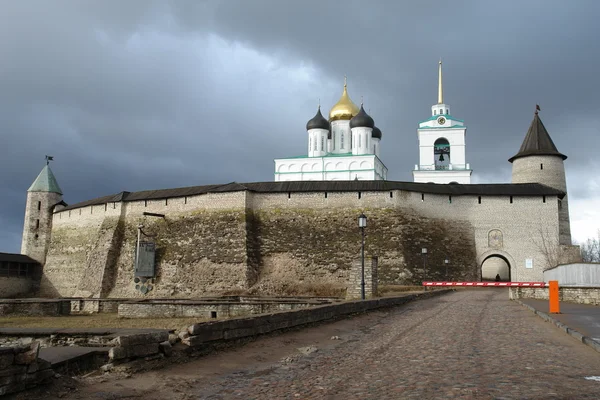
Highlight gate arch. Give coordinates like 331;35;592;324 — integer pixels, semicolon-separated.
477;249;516;282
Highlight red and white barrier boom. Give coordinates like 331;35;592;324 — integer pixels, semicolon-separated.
422;282;546;287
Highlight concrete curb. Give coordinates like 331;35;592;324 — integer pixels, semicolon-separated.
514;299;600;354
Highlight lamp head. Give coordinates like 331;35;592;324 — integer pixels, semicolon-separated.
358;213;367;228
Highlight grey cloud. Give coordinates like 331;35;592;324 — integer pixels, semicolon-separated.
2;0;600;252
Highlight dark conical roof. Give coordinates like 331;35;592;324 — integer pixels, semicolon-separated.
306;107;330;131
349;105;375;129
508;112;566;163
372;126;382;139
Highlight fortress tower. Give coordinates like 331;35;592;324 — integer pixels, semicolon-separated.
413;61;472;184
509;108;571;245
21;159;64;264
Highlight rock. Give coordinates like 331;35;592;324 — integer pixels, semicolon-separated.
100;363;113;373
0;352;14;369
330;336;340;340
178;331;190;341
168;333;178;345
159;341;173;357
115;332;168;347
297;346;318;355
14;343;40;365
27;362;39;373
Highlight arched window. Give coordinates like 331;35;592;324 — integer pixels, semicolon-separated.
321;136;324;151
434;138;450;170
341;131;344;149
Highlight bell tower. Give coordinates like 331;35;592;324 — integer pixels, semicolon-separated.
413;61;472;184
21;157;64;264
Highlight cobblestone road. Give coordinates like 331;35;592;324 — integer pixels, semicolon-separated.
193;290;600;399
31;290;600;400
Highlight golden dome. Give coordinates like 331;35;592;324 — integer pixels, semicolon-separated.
329;78;360;121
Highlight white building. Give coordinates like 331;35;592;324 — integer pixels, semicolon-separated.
413;61;472;184
274;79;388;181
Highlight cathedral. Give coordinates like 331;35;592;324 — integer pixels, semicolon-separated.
274;77;387;181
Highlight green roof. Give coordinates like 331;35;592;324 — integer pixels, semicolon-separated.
28;165;62;194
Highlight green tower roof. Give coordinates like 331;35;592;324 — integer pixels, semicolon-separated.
28;165;63;194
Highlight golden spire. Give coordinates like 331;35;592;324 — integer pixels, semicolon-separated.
329;76;360;121
438;59;443;104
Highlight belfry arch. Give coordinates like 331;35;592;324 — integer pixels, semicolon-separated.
434;138;450;170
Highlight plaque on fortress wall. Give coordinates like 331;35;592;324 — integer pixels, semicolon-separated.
488;229;503;249
135;242;156;277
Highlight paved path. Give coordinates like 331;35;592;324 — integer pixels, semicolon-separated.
23;290;600;399
520;297;600;344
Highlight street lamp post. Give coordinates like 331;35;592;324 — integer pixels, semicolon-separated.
444;258;450;280
421;247;428;290
358;213;367;300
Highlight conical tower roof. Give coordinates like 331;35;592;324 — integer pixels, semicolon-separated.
508;112;566;163
28;165;63;194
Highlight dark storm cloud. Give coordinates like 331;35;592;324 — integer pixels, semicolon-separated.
1;0;599;252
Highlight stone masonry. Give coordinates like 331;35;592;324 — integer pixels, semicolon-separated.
32;184;577;299
347;257;378;299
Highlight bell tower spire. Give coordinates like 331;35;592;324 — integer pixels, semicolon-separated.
438;59;443;104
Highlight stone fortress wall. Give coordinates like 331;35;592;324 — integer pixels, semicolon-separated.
38;185;569;299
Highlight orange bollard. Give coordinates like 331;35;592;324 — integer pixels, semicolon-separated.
549;280;560;314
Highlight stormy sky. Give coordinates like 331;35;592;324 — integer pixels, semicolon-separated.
1;0;599;252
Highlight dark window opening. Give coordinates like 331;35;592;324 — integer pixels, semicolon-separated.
540;163;543;170
144;200;148;207
0;263;31;278
37;201;41;211
434;137;450;170
324;192;328;198
104;203;107;211
421;193;424;201
358;192;362;199
288;192;291;199
165;199;168;206
211;311;217;319
478;196;481;204
184;196;187;204
449;195;452;204
510;196;513;204
543;196;546;203
390;192;393;198
35;219;40;229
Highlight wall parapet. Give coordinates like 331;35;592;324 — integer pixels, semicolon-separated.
183;290;452;347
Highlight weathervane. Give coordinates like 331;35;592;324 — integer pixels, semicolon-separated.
45;155;54;165
535;104;541;115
